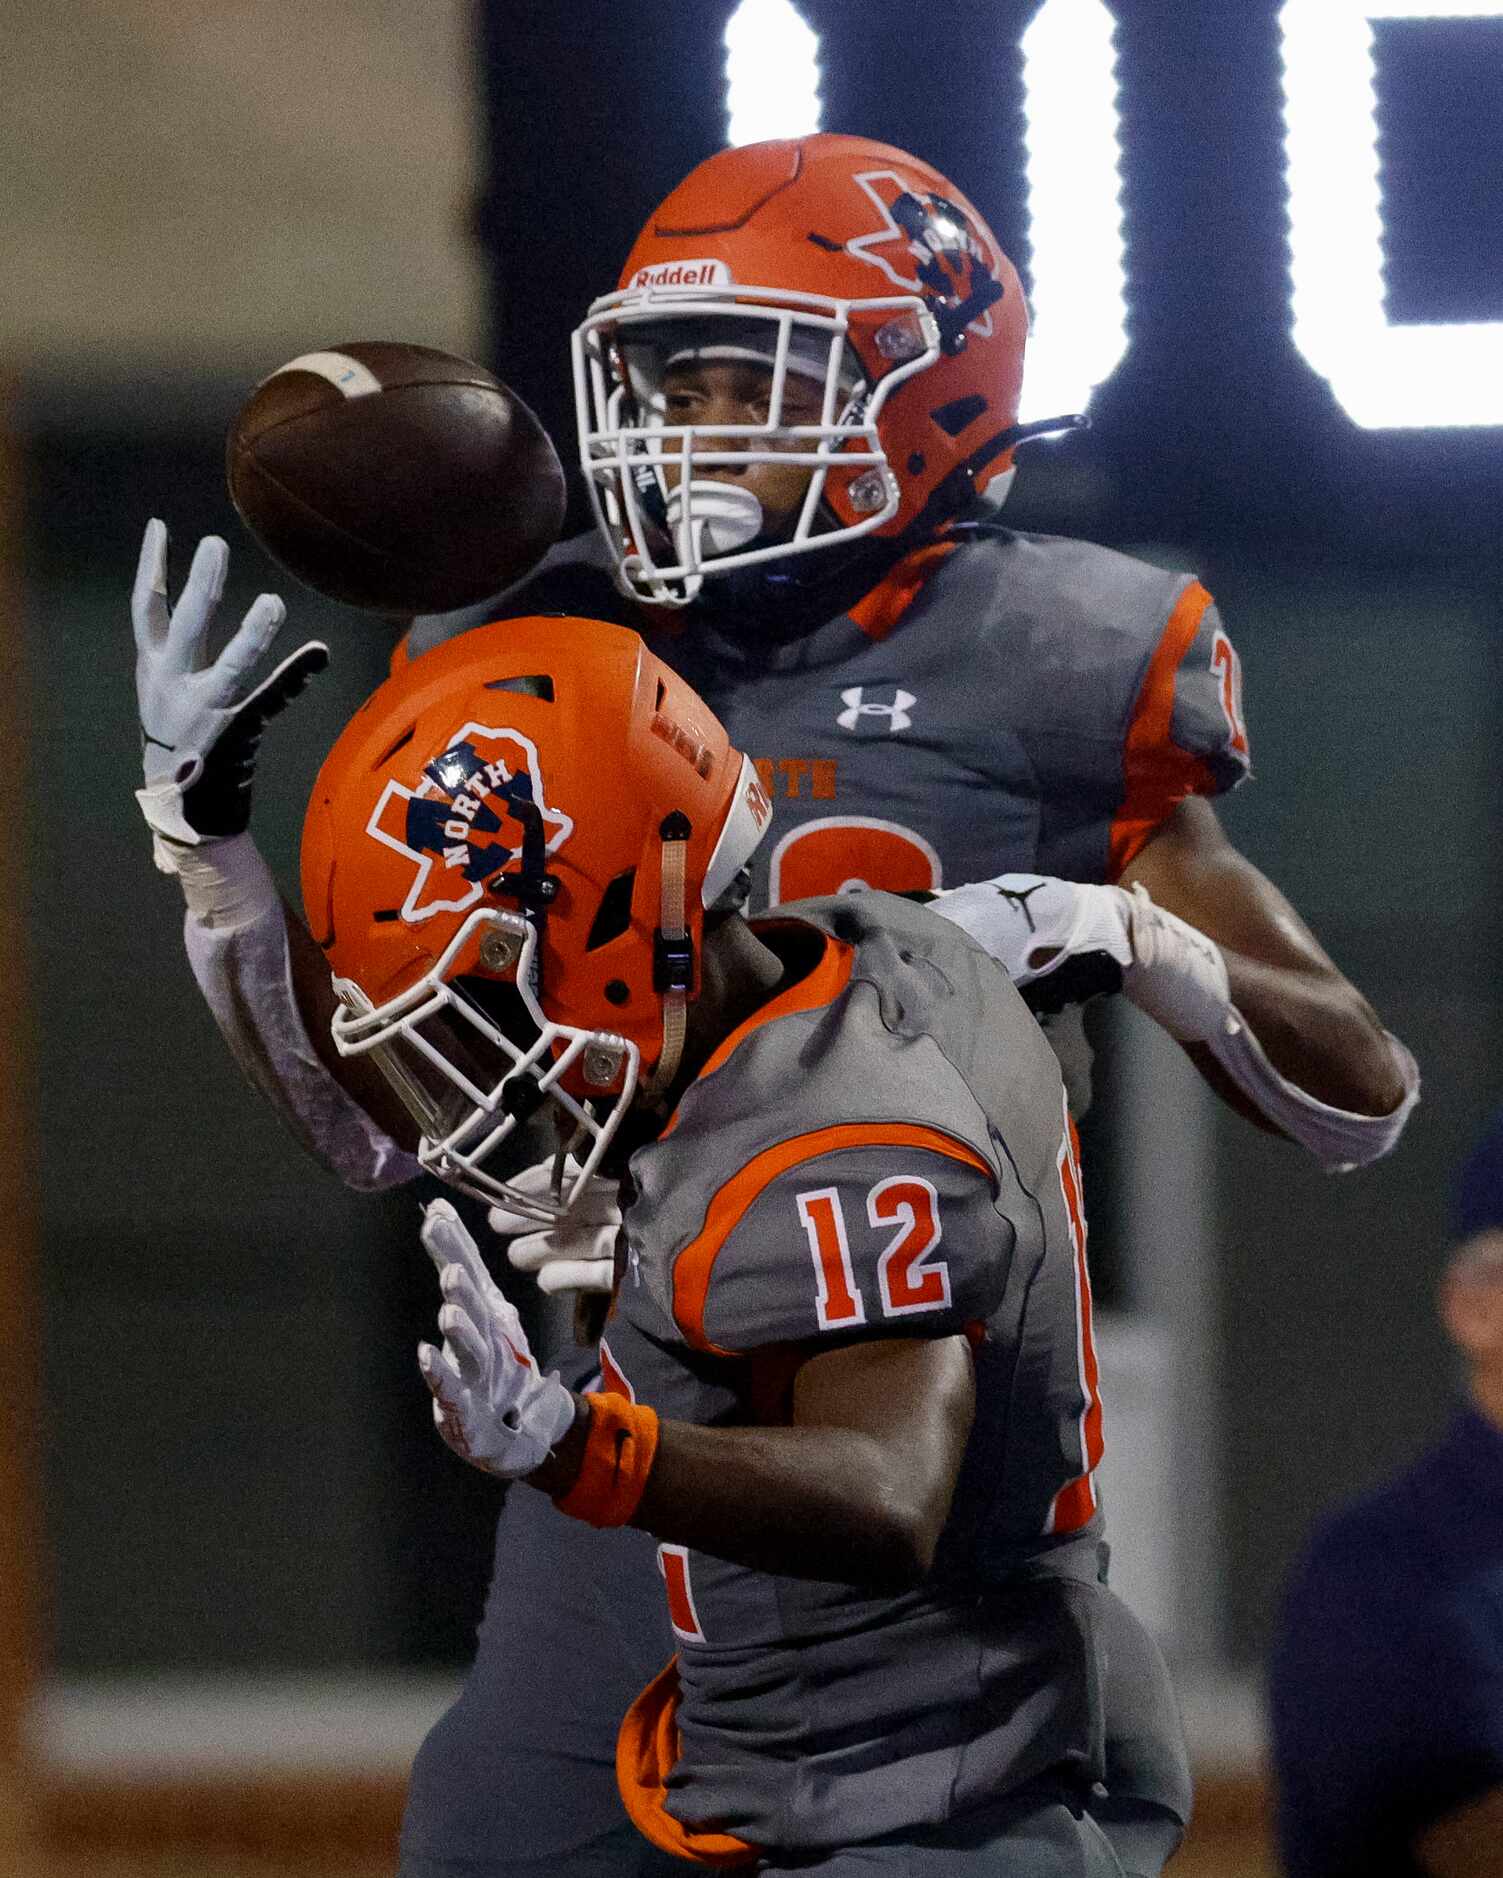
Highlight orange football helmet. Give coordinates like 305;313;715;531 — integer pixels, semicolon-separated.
572;132;1038;606
301;616;772;1215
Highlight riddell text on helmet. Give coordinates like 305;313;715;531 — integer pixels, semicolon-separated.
629;259;732;291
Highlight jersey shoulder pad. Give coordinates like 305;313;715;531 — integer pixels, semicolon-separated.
921;529;1193;671
919;532;1215;765
1151;591;1251;789
1108;588;1251;875
909;530;1251;881
672;1130;1011;1355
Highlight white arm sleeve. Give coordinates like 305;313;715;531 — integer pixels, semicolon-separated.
1119;885;1420;1172
1202;1018;1419;1175
177;837;420;1193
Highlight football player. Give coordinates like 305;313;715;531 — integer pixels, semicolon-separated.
133;135;1417;1877
307;609;1178;1876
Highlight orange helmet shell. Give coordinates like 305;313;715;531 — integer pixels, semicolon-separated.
613;132;1028;533
302;616;769;1074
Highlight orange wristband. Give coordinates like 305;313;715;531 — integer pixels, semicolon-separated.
553;1391;661;1528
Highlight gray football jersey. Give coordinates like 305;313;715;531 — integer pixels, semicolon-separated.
410;523;1250;902
411;526;1249;1113
601;892;1111;1854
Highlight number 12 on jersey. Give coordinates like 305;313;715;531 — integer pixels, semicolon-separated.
796;1176;951;1330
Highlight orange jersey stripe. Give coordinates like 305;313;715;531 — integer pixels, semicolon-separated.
848;539;960;641
1108;579;1219;879
657;1545;705;1642
1048;1112;1105;1535
674;1123;995;1354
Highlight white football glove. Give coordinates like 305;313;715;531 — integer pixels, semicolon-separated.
417;1200;578;1478
931;871;1416;1170
931;871;1231;1036
489;1158;621;1297
930;873;1134;1013
132;519;327;869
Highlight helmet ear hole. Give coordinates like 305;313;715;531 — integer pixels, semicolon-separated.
587;869;637;951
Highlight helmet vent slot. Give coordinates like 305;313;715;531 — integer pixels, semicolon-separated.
587;870;636;951
931;394;988;437
375;726;415;767
485;674;555;701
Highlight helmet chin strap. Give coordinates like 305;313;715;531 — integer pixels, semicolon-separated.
645;811;693;1101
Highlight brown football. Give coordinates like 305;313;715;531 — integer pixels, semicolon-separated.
226;341;567;615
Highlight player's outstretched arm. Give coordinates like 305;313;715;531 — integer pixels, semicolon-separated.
418;1201;975;1590
275;879;423;1151
1119;795;1415;1146
132;519;421;1185
931;803;1416;1170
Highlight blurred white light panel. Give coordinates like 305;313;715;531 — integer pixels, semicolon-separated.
1018;0;1129;422
724;0;821;146
1280;1;1503;427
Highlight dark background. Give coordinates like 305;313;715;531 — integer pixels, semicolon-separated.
24;0;1503;1677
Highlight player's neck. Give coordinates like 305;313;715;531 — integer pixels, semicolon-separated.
649;915;792;1108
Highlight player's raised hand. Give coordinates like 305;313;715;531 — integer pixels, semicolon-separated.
417;1199;579;1478
132;518;329;867
490;1159;621;1297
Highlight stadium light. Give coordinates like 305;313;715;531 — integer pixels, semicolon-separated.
723;0;821;146
1280;0;1503;427
1018;0;1130;422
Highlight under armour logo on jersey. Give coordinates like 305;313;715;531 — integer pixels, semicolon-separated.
837;687;917;734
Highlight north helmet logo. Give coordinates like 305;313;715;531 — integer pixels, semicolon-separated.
367;722;573;923
845;171;1004;352
837;686;916;734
